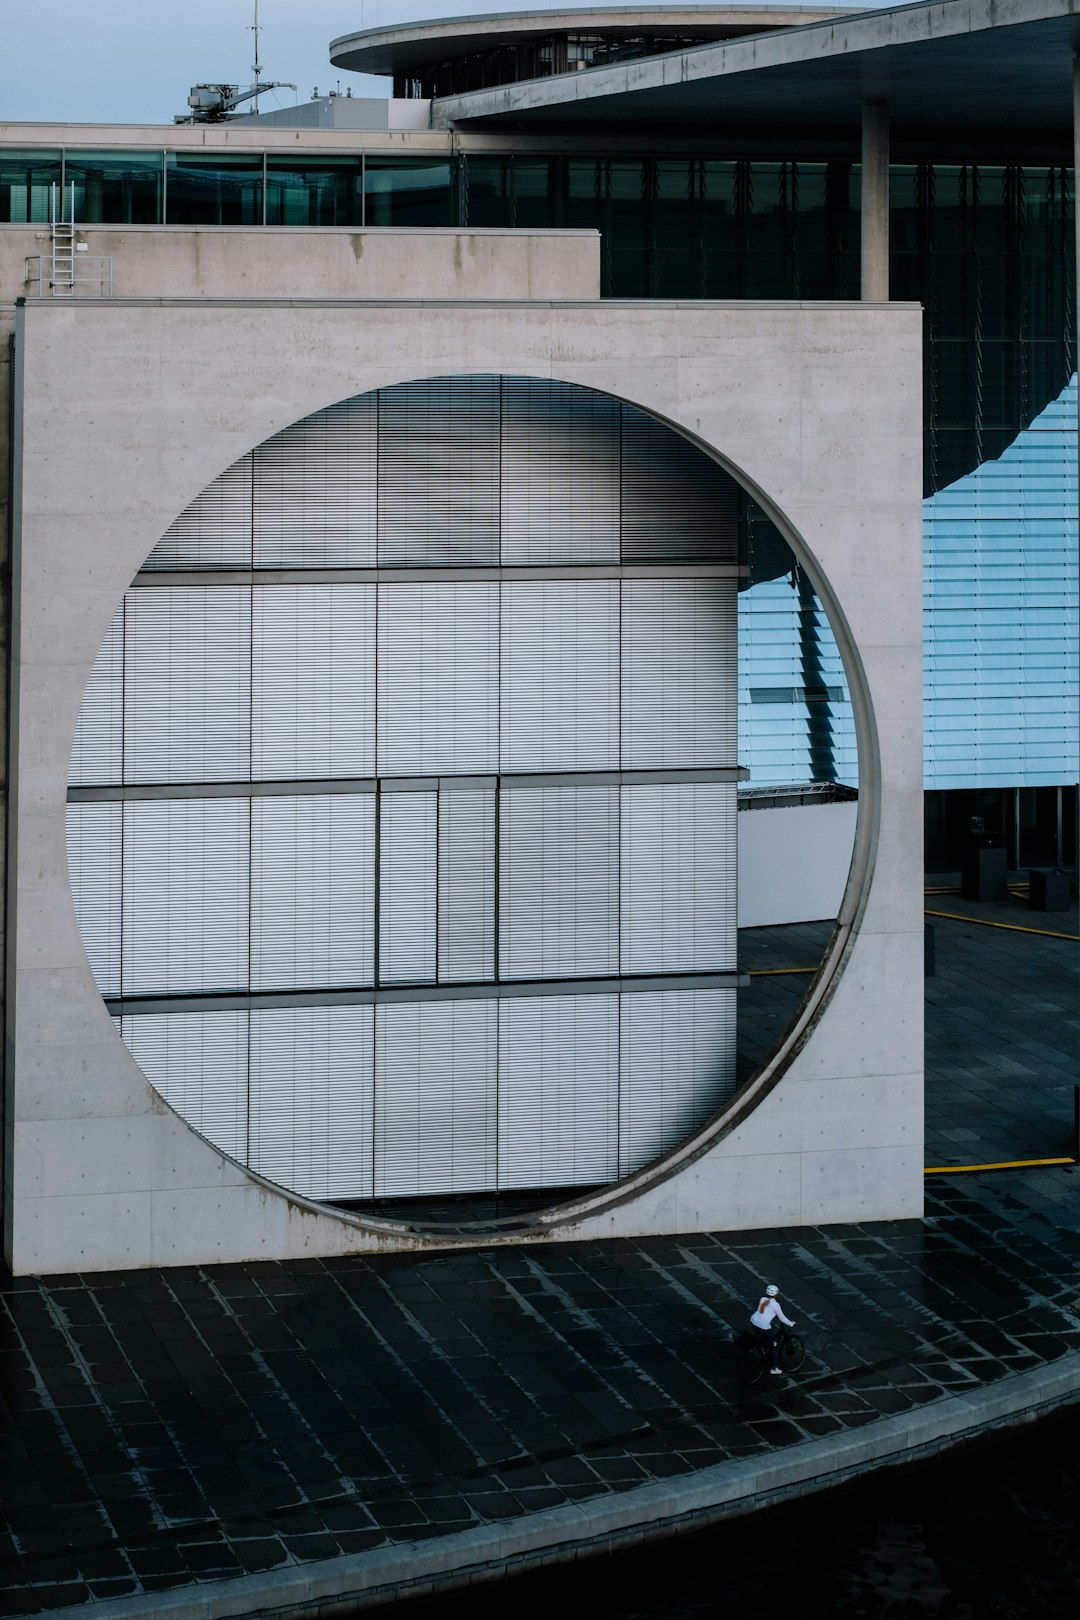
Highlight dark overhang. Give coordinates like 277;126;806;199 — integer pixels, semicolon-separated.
417;0;1080;142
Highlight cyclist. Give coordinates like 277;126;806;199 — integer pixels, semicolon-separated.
750;1284;796;1375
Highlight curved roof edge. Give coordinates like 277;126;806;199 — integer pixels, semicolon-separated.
330;5;854;77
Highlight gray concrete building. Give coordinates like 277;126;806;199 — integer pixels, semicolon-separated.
3;0;1074;1275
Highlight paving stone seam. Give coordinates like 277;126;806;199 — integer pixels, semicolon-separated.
65;1353;1080;1620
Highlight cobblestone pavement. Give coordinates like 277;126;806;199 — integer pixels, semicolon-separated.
0;884;1076;1616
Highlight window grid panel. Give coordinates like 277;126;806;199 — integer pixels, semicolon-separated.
69;605;124;787
253;396;377;568
501;377;620;563
379;791;438;985
251;794;376;992
620;783;738;975
122;797;250;997
123;586;252;785
378;376;501;566
374;1000;498;1197
498;995;620;1190
249;1005;374;1201
68;374;751;1207
618;988;737;1176
499;580;620;773
377;582;498;776
143;453;254;571
499;786;619;982
66;801;122;998
620;404;738;563
252;584;376;781
123;1010;249;1165
622;579;737;769
438;788;496;983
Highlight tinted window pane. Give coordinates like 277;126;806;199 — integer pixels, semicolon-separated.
66;151;162;224
364;158;453;226
265;157;362;226
166;154;262;225
0;149;62;222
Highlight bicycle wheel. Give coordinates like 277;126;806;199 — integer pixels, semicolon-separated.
737;1339;766;1385
779;1332;805;1373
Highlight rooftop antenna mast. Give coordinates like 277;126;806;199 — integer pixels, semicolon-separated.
176;0;295;122
251;0;263;116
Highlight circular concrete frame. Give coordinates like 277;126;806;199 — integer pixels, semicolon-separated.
68;377;878;1246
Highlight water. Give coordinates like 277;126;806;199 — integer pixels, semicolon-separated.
394;1403;1080;1619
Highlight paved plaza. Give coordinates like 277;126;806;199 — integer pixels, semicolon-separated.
0;882;1076;1617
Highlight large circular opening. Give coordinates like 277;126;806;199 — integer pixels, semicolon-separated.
66;374;858;1226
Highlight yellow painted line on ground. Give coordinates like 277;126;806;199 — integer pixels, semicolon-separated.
924;908;1078;942
747;967;817;976
925;1157;1075;1174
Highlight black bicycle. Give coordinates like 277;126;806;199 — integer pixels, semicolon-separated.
736;1324;805;1385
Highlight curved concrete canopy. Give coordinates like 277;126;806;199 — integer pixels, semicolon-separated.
425;0;1080;140
330;6;849;77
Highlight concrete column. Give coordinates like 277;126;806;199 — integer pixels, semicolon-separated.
861;99;889;301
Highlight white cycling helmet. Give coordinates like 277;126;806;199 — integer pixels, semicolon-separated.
765;1284;779;1297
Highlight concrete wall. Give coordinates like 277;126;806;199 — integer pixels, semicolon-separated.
737;801;859;928
0;227;600;304
6;296;923;1272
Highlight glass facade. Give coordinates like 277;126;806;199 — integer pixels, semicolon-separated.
363;156;453;227
0;148;63;222
63;150;162;224
392;33;719;99
5;144;1073;854
265;156;362;227
67;379;749;1207
164;153;263;226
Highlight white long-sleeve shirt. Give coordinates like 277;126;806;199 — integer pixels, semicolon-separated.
750;1297;794;1330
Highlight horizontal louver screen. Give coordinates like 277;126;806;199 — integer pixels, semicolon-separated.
619;988;737;1175
66;802;122;997
379;791;437;985
499;786;619;981
377;583;498;776
378;377;500;566
73;374;746;1206
500;581;620;772
125;1011;249;1164
374;1000;498;1197
251;794;376;991
621;404;738;563
122;798;249;996
621;579;737;768
501;378;619;563
69;607;124;787
438;788;496;983
620;783;738;974
253;584;375;781
254;396;377;568
498;995;620;1190
249;1006;374;1201
144;454;253;572
124;587;251;784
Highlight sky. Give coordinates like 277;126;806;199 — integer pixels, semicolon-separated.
0;0;871;126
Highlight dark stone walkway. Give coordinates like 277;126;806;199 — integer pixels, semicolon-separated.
0;882;1076;1617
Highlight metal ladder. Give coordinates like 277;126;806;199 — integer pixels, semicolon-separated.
49;182;76;296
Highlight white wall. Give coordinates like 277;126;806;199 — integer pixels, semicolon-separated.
738;801;859;928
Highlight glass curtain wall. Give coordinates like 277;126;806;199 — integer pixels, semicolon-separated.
67;378;746;1210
